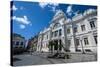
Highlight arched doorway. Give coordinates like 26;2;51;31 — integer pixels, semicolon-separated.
49;39;62;53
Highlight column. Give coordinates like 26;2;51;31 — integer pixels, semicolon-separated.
62;24;69;51
53;44;54;53
71;22;77;52
58;40;60;52
80;38;85;54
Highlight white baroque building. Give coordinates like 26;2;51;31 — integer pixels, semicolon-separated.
37;9;97;53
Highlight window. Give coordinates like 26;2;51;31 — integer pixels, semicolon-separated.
76;39;80;46
90;21;95;29
94;35;97;44
13;41;15;45
47;35;48;39
84;38;89;45
39;37;41;41
67;28;70;34
53;23;61;29
54;31;58;37
51;32;53;37
59;40;62;50
16;41;19;45
81;25;86;31
74;27;77;33
85;49;91;52
20;42;23;45
59;29;62;36
68;40;71;46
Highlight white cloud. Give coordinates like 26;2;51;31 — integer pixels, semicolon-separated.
39;2;58;8
12;5;24;11
20;6;24;10
30;23;32;26
20;24;25;29
39;2;59;13
48;3;59;7
12;5;18;11
12;15;30;25
39;2;48;8
50;6;56;12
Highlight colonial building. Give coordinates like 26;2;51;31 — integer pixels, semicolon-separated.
27;35;38;51
12;33;26;53
37;9;97;53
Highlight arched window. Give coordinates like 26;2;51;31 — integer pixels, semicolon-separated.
53;23;61;29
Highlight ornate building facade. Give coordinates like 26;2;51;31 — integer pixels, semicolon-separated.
37;9;97;53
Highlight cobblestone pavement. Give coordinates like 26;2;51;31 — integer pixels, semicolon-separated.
13;52;97;66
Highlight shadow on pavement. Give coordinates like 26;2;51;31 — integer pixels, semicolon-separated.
13;57;21;62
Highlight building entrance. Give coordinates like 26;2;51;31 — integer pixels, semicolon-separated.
49;39;62;52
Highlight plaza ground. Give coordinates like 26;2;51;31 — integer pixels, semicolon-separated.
13;52;97;66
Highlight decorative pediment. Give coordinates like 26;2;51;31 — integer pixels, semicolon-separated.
49;10;66;29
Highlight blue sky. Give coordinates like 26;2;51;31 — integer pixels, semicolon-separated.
11;1;97;40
